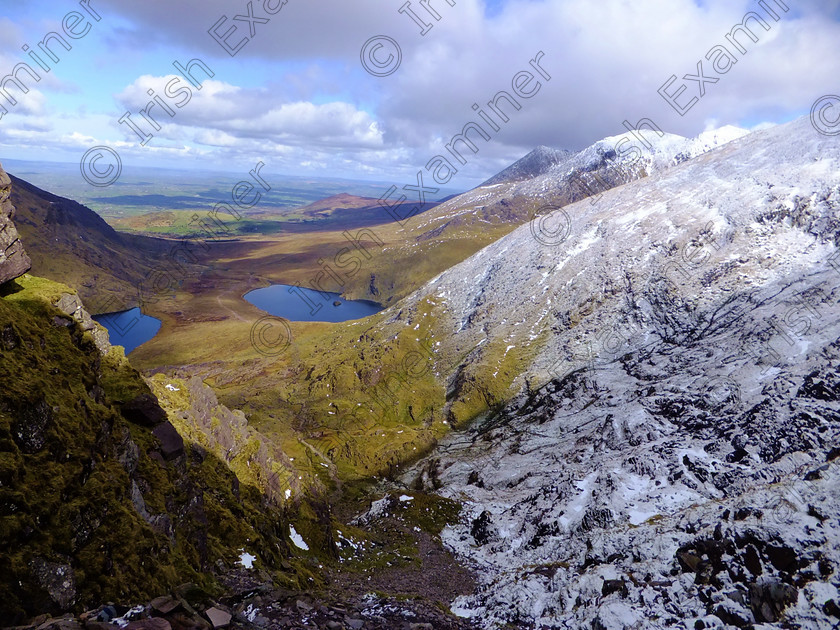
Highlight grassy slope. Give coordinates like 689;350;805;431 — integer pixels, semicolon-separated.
0;275;299;621
9;174;198;313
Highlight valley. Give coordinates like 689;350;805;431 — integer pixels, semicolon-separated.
2;115;840;629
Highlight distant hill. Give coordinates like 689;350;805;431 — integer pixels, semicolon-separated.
8;174;191;313
297;192;380;216
255;191;442;230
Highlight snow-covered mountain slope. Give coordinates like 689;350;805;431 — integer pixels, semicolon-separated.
481;145;573;186
365;115;840;628
344;124;750;305
410;124;749;237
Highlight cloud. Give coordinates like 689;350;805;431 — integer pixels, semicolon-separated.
3;0;840;184
114;74;383;149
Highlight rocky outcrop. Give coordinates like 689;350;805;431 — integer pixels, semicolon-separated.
0;162;31;285
54;292;111;354
147;375;298;504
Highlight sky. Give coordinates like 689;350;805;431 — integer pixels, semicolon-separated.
0;0;838;188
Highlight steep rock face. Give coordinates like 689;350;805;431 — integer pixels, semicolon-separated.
0;163;31;285
0;276;293;623
372;115;840;627
147;374;300;504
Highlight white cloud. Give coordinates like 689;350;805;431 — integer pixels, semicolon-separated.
5;0;839;184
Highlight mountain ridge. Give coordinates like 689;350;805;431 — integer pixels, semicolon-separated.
378;114;840;628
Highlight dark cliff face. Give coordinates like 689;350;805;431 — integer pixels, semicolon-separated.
0;162;31;285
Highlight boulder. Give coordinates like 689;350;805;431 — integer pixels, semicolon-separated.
0;162;31;285
204;607;231;628
29;558;77;610
54;293;111;355
12;399;53;454
152;422;185;461
150;595;180;615
35;617;82;630
121;393;167;426
749;580;798;622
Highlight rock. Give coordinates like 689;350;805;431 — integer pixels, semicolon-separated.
55;294;84;319
714;602;754;628
35;616;82;630
346;619;365;630
601;579;628;597
824;599;840;618
124;620;172;630
749;580;798;622
804;465;827;481
677;552;702;573
52;316;74;328
333;301;342;307
204;607;232;628
0;162;31;285
150;595;180;615
29;558;77;610
12;399;53;454
121;393;167;426
470;510;494;545
743;544;763;576
765;545;798;573
151;422;185;460
53;293;111;354
167;611;210;630
1;323;18;350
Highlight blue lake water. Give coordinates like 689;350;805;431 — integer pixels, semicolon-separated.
244;284;383;322
93;308;162;354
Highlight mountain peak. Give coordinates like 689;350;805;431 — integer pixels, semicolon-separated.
481;145;573;187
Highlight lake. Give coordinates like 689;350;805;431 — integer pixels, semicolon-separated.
93;307;162;354
244;284;382;322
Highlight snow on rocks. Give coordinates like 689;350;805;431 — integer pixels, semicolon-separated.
396;115;840;628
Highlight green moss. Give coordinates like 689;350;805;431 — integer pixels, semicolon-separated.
0;275;294;622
